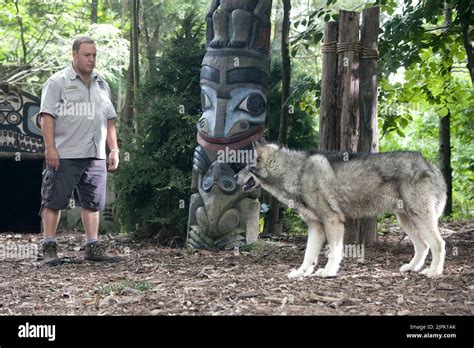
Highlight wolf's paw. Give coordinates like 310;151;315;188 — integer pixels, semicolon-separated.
420;268;442;278
288;269;304;279
288;266;313;279
400;264;413;273
314;268;337;278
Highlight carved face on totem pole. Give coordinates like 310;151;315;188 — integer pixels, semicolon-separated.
197;0;272;153
187;0;272;250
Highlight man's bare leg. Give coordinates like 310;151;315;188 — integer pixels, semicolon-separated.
42;208;61;238
81;207;100;240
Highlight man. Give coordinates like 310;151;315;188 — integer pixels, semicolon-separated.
39;36;123;264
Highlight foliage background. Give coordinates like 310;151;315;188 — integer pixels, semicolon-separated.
1;0;472;242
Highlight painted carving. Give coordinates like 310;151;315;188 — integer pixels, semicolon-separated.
0;83;43;153
187;0;272;250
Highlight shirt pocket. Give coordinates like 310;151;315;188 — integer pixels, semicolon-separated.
60;90;87;120
63;90;83;103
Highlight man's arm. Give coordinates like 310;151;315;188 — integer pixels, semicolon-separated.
39;79;61;171
106;118;119;172
41;113;60;171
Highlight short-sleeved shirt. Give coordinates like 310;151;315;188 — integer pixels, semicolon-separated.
40;64;117;159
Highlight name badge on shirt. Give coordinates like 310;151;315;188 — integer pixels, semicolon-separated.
64;85;80;91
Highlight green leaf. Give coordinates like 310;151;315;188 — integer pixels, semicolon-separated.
314;32;323;44
439;107;449;117
400;117;409;128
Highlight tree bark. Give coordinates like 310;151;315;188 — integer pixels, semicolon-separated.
359;6;379;245
319;21;339;151
439;111;452;215
132;0;140;106
264;0;291;237
271;0;283;55
122;0;139;131
122;33;134;129
337;10;360;153
277;0;291;145
91;0;98;24
439;2;453;216
458;1;474;84
14;1;27;65
337;10;360;244
142;2;161;80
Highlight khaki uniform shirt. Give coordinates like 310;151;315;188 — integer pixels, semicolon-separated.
40;64;117;159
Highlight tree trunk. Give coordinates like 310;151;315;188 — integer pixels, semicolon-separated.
337;10;360;244
458;1;474;84
439;112;452;215
319;21;339;151
122;0;139;131
142;2;161;80
91;0;98;24
337;10;360;153
278;0;291;145
14;1;27;65
122;35;134;129
144;26;160;80
439;2;453;216
132;0;140;114
264;0;291;237
359;6;379;245
271;0;283;55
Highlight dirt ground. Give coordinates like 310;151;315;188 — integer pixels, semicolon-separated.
0;220;472;315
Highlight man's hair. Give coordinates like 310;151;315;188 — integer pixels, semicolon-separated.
72;36;95;53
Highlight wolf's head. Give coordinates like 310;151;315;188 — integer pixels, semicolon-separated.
235;140;281;192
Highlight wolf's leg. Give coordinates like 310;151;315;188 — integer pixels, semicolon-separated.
396;213;429;272
315;216;344;277
411;215;445;278
288;221;325;278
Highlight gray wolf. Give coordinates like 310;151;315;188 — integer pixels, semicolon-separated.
235;141;447;278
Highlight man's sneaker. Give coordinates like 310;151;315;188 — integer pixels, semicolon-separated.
42;241;59;264
84;241;123;262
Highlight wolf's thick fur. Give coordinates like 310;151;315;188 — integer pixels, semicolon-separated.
236;142;447;278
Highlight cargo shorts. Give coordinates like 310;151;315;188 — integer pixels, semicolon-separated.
39;158;107;217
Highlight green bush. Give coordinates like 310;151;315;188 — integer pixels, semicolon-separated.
114;13;205;243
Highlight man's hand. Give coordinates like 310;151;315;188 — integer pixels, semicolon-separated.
45;147;60;171
108;151;119;172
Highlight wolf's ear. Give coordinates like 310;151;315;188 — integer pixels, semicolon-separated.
252;139;260;150
252;138;266;149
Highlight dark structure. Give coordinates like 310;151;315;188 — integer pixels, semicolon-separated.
0;82;44;232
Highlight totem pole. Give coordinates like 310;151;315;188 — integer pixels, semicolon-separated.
187;0;272;250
